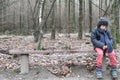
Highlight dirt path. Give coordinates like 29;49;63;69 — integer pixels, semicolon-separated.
0;65;119;80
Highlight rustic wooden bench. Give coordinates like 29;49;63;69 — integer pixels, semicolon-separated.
1;49;95;74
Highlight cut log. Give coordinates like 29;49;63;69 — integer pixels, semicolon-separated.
19;54;29;74
0;49;9;54
9;50;95;55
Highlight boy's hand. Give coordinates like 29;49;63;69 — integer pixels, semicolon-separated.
103;45;108;49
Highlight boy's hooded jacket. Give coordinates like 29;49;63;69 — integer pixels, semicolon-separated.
91;17;113;53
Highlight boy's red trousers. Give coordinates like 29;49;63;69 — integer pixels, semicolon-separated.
95;48;117;67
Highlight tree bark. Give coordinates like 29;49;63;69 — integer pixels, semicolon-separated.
13;0;16;33
78;0;83;39
99;0;101;17
0;0;3;33
68;0;71;35
58;0;62;33
83;0;85;32
36;0;43;49
116;1;120;43
20;0;22;34
110;0;119;48
51;0;56;40
28;0;42;42
73;0;76;32
65;0;68;34
89;0;92;32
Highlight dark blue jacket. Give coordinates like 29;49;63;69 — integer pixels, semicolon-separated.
90;28;113;50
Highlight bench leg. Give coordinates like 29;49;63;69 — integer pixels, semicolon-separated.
19;54;29;74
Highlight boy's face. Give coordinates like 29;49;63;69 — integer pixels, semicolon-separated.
100;25;107;30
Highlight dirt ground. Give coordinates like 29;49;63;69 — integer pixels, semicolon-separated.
0;65;119;80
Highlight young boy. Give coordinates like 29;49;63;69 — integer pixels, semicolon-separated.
90;17;118;79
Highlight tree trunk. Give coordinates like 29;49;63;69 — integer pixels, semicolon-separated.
38;0;56;49
99;0;101;17
20;0;22;34
58;0;62;33
78;0;83;39
100;0;102;16
73;0;76;32
41;0;46;33
27;0;30;34
89;0;92;32
110;0;118;48
4;0;6;27
83;0;85;32
30;0;42;42
119;1;120;35
68;0;71;36
0;0;3;33
51;0;56;40
65;0;68;34
13;0;16;33
20;0;25;34
116;1;120;43
70;0;75;33
36;0;45;50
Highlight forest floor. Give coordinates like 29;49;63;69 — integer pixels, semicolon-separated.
0;33;120;80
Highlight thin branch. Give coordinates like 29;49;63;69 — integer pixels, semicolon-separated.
0;0;18;11
33;0;39;17
70;0;110;17
90;1;110;15
43;0;56;27
28;0;33;14
28;0;41;29
103;2;110;16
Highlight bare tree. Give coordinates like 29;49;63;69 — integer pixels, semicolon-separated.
89;0;92;32
37;0;56;49
51;0;56;40
58;0;62;33
99;0;102;17
68;0;71;36
0;0;4;33
110;0;119;48
116;0;120;43
83;0;85;31
72;0;76;32
78;0;83;39
28;0;42;42
65;0;68;34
